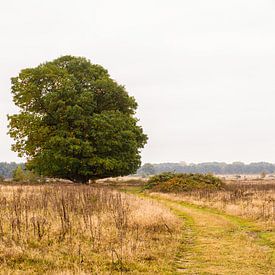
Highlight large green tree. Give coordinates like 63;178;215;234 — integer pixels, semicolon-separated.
8;56;147;183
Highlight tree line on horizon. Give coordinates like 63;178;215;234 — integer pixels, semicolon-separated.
1;161;275;180
0;162;24;179
137;162;275;176
0;162;275;181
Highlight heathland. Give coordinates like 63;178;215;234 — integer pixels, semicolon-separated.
0;175;274;274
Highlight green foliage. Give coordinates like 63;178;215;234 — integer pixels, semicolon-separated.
13;165;25;182
0;162;23;178
145;173;224;192
8;56;147;183
144;172;175;189
13;166;40;183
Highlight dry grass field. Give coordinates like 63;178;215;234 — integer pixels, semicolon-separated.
0;178;274;274
139;178;275;274
153;179;275;226
0;184;181;274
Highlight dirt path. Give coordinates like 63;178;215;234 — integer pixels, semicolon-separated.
148;195;275;275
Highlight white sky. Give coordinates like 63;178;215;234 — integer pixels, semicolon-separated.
1;0;275;164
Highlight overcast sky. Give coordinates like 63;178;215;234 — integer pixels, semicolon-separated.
1;0;275;164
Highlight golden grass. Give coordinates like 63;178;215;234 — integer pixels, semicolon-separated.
150;180;275;227
147;194;275;274
0;184;181;274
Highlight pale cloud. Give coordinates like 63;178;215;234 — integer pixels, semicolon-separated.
1;0;275;163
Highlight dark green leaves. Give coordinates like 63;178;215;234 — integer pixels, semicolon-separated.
8;56;147;182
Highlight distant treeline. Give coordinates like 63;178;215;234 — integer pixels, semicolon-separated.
2;161;275;179
137;162;275;176
0;162;24;178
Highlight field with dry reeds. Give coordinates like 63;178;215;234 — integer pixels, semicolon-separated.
0;184;181;274
153;179;275;226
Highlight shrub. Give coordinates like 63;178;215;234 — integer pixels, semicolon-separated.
144;172;176;189
145;173;224;192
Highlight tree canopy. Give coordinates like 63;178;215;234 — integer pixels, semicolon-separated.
8;56;147;182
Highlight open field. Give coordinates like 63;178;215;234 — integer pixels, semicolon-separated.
109;176;275;224
0;178;274;274
152;179;275;226
113;176;275;273
0;184;181;274
144;194;275;274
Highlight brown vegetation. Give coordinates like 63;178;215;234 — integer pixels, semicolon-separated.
0;184;180;274
145;172;224;192
152;179;275;225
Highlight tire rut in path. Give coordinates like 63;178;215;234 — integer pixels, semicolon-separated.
155;198;274;275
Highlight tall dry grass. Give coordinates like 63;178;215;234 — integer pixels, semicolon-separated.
0;184;180;274
152;180;275;226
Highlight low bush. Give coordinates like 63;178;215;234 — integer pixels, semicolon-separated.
145;172;224;192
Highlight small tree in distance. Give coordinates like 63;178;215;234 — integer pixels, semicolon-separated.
13;165;25;182
138;163;155;176
260;171;266;179
8;56;147;183
13;166;40;183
